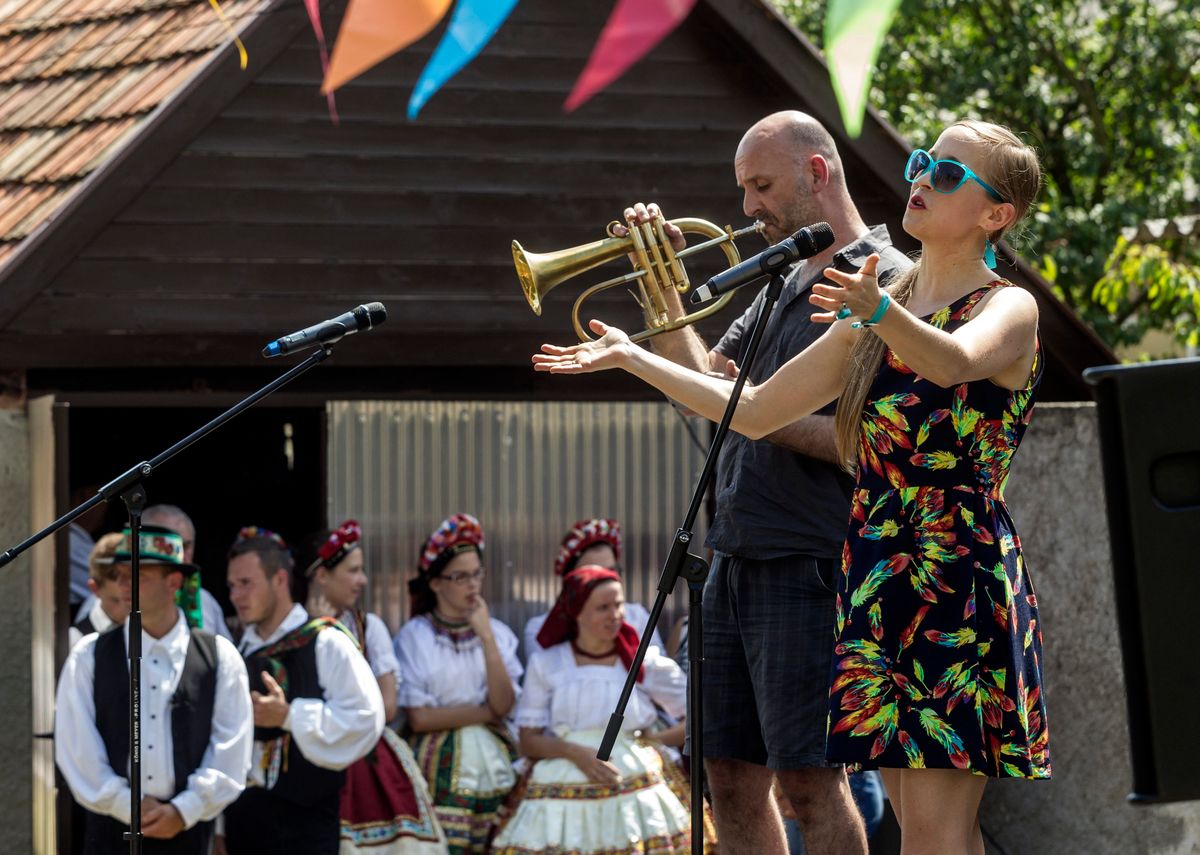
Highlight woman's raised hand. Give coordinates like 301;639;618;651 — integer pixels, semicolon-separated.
809;253;885;324
532;320;633;374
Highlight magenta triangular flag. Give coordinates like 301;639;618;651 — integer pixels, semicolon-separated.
564;0;698;113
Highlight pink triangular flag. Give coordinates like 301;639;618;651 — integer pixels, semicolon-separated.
304;0;339;122
323;0;453;94
565;0;698;112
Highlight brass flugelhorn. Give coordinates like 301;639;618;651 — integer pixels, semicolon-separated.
512;214;764;342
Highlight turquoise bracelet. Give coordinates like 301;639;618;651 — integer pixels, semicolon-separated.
852;292;891;329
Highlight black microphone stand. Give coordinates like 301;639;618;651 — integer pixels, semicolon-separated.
0;344;335;854
597;268;789;854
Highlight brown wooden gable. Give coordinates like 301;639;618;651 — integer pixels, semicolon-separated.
0;0;1113;400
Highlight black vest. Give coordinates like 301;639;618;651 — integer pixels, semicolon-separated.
244;629;345;812
73;614;97;637
89;626;218;855
93;626;218;795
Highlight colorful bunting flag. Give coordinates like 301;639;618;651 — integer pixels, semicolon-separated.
322;0;453;94
824;0;901;138
564;0;698;113
408;0;521;120
304;0;339;122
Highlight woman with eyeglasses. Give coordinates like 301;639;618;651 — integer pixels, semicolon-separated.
533;120;1051;854
301;520;446;853
393;513;523;854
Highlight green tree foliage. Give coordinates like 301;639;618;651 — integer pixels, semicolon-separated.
773;0;1200;350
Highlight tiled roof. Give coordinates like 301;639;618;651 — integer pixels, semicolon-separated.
0;0;268;267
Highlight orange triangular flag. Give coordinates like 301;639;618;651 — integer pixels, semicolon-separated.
322;0;453;94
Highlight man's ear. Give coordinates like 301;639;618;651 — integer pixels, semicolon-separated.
810;154;831;191
166;569;185;596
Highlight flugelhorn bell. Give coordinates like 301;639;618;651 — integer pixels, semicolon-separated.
512;215;763;342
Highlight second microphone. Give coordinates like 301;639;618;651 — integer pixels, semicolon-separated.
691;222;835;304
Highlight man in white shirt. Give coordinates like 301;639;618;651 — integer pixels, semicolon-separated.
55;525;253;855
142;504;232;640
221;528;384;855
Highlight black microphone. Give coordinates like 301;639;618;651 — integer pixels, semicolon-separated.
262;303;387;357
690;222;835;304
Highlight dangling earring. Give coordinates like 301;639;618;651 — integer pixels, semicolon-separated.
983;239;997;270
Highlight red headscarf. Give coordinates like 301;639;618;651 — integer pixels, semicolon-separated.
536;565;643;682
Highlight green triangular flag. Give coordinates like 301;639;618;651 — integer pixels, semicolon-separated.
824;0;901;138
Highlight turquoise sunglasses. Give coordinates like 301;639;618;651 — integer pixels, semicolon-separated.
904;149;1006;202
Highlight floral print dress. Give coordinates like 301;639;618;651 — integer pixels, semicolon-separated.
825;281;1052;779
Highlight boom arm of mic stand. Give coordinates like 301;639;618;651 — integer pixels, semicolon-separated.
595;270;787;853
0;345;334;570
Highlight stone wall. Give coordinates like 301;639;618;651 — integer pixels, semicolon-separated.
981;403;1200;855
0;408;32;852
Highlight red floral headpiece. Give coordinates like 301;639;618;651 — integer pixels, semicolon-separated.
554;518;622;576
307;519;362;577
419;513;485;575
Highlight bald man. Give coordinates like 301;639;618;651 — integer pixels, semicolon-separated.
143;505;232;641
621;111;912;855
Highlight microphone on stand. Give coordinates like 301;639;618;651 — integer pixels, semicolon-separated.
262;303;387;357
690;222;835;304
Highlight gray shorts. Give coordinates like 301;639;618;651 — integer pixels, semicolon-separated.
690;552;839;770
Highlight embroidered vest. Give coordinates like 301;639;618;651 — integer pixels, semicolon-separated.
243;618;349;811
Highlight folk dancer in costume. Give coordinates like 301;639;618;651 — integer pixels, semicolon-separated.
393;513;523;854
56;525;252;855
143;504;233;640
302;519;445;853
68;532;129;649
521;518;664;659
534;120;1052;854
492;566;712;855
221;528;385;855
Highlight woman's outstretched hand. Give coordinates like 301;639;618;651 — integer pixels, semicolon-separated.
809;253;885;324
532;319;633;374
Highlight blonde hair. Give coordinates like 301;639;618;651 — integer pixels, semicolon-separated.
88;532;126;583
833;121;1043;471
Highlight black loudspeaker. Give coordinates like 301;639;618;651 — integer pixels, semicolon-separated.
1085;358;1200;803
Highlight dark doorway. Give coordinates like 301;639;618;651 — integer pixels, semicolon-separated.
66;405;325;616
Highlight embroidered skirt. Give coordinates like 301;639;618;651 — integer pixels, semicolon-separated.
490;728;709;855
339;727;447;853
409;723;518;854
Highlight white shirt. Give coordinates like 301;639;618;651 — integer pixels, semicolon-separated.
55;610;253;828
523;601;663;661
394;615;522;708
199;588;232;641
239;604;384;783
67;597;119;651
336;610;399;679
515;641;686;734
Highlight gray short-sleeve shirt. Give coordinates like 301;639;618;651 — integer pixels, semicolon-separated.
705;224;913;560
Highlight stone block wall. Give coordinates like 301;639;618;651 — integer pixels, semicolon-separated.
982;403;1200;854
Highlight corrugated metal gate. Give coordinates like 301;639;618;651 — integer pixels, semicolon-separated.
328;400;710;644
